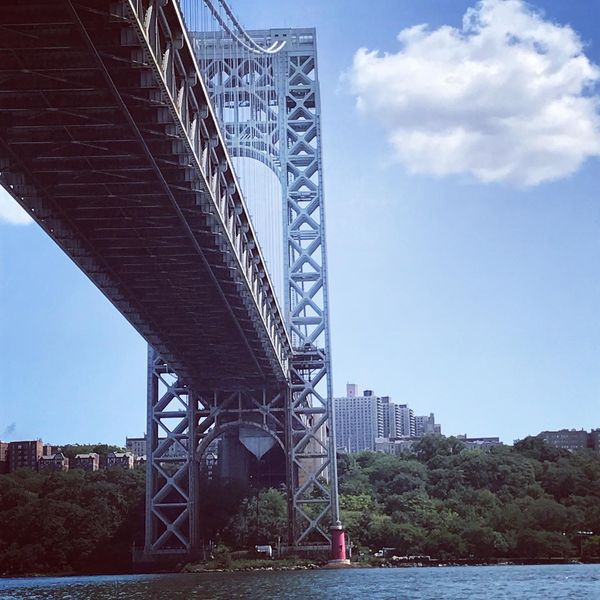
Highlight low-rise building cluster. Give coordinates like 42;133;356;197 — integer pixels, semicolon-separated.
126;435;219;478
3;425;596;475
0;439;134;474
537;428;600;452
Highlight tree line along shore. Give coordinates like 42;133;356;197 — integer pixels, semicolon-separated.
0;436;599;576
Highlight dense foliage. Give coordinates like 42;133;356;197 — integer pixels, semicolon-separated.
0;469;286;575
196;480;288;549
0;467;144;575
1;435;599;575
338;436;600;560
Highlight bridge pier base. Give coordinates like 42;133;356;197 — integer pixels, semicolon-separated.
144;347;291;561
144;347;199;560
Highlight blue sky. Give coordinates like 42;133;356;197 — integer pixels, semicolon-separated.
1;0;599;445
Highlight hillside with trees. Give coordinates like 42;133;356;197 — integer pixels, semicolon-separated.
0;435;599;575
338;436;600;560
0;468;144;575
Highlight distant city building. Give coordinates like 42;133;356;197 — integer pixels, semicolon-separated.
0;441;8;474
335;384;441;453
380;396;392;438
125;436;188;459
375;437;416;455
107;451;134;469
8;440;43;472
43;444;61;457
74;453;100;471
126;436;147;458
414;413;440;438
38;452;69;472
457;435;502;450
162;439;187;459
538;429;597;452
334;385;381;452
346;384;359;398
590;429;600;452
130;437;218;472
379;398;416;438
394;404;416;438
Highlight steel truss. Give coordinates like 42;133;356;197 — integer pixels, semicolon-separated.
194;28;339;547
145;347;288;555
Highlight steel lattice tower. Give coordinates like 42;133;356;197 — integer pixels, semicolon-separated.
194;27;339;548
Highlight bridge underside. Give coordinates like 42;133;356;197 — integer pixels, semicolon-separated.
0;0;285;390
2;0;338;558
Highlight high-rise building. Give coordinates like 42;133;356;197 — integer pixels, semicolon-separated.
380;396;397;438
394;404;416;437
335;385;442;452
346;383;359;399
334;386;381;453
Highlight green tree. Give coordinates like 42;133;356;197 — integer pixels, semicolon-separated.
225;488;287;547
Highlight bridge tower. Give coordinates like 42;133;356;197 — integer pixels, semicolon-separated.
192;26;339;550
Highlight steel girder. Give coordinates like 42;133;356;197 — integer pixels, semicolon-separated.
0;0;291;388
193;28;339;547
122;0;291;384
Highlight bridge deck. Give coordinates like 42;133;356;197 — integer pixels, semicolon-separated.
0;0;289;389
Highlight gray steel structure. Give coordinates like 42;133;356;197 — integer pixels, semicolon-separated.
193;26;338;547
0;0;338;557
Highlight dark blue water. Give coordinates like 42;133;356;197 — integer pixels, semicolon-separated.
0;564;599;599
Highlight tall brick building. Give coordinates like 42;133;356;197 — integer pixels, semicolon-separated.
0;441;8;474
8;440;43;472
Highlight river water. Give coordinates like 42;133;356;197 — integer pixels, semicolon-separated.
0;564;599;599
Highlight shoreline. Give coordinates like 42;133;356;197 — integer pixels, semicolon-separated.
180;556;600;573
3;557;600;579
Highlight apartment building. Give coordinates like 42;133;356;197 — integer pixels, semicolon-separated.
74;453;100;471
538;429;598;452
107;451;134;469
8;440;43;472
38;452;69;472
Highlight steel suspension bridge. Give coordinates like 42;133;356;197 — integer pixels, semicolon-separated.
0;0;343;560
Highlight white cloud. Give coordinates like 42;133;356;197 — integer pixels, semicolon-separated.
0;186;32;225
349;0;600;186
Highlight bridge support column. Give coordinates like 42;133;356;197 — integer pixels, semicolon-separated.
144;347;199;560
285;351;340;553
144;346;290;560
